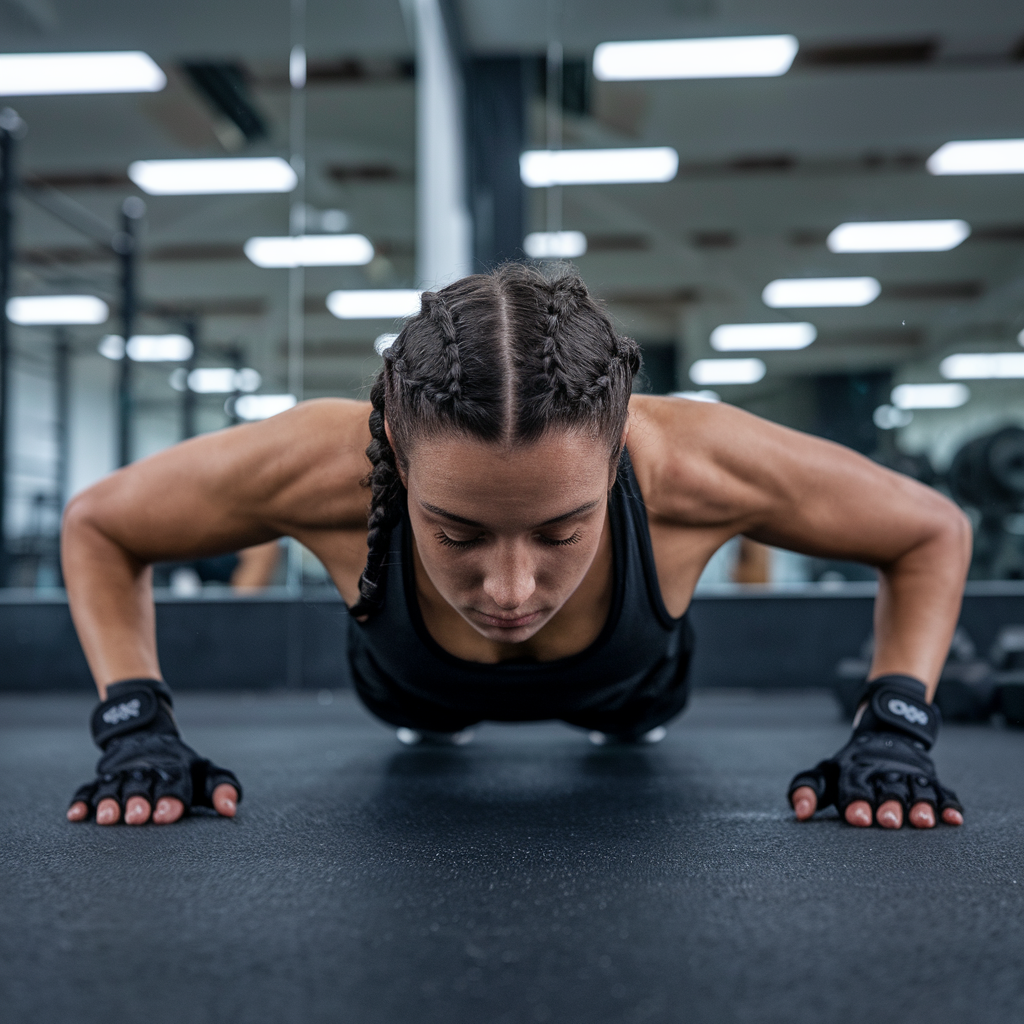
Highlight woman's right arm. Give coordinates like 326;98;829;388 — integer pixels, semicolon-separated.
62;398;372;698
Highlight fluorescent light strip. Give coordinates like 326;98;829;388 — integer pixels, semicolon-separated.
873;405;913;429
689;358;766;386
326;290;423;319
235;394;297;421
99;334;193;361
827;220;970;253
593;35;798;81
762;277;880;308
891;383;969;410
940;353;1024;379
520;148;678;187
128;158;297;195
927;139;1024;176
710;322;816;351
523;231;588;259
0;52;165;96
7;294;108;325
374;333;399;355
244;234;374;268
670;390;721;403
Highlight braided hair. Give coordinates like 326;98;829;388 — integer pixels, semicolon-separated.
351;262;642;617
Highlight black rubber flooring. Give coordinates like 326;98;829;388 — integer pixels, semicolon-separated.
1;689;1022;1024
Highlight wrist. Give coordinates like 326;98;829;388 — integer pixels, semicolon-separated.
854;674;939;749
91;678;179;749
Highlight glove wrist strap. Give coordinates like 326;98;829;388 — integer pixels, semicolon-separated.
855;674;939;749
90;678;179;749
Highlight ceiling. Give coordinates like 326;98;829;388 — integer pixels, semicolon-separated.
4;0;1024;423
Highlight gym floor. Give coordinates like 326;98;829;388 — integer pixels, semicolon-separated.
2;689;1022;1024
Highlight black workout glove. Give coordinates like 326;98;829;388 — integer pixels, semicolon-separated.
788;675;963;821
70;678;242;820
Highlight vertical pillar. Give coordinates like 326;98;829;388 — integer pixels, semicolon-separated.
410;0;472;288
54;328;70;512
116;197;145;467
0;108;23;583
467;58;526;269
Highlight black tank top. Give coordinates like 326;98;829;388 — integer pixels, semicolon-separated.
347;448;693;729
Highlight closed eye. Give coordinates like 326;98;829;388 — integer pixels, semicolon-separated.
435;531;484;549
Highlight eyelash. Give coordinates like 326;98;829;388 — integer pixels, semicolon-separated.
435;530;582;550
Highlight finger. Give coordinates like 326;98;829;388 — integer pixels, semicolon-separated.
876;800;903;829
212;783;238;817
124;796;152;826
908;802;935;829
790;785;817;821
96;798;121;826
66;801;89;822
844;800;872;827
152;797;184;825
942;808;964;826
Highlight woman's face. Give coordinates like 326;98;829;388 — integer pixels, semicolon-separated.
400;429;617;644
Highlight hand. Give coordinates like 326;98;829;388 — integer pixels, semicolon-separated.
67;783;238;826
788;675;963;830
791;784;963;829
68;678;242;826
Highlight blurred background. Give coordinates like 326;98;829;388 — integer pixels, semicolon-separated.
1;0;1024;598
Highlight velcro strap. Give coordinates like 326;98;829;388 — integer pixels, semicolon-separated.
90;678;175;747
856;674;939;749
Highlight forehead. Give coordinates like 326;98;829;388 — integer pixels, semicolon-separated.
405;432;612;522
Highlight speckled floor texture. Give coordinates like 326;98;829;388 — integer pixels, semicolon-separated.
1;689;1022;1024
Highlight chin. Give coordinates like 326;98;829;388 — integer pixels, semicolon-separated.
465;608;550;643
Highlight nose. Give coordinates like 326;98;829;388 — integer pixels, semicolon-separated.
481;542;537;610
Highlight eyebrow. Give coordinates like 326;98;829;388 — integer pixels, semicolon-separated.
419;499;602;529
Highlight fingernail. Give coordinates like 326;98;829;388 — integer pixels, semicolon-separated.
794;799;811;818
224;800;236;812
945;809;964;826
879;811;899;828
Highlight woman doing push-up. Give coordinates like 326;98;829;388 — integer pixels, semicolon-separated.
62;263;969;831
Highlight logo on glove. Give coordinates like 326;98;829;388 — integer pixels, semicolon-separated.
101;698;142;725
887;698;928;726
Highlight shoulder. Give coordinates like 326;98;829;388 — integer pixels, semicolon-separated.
625;394;814;529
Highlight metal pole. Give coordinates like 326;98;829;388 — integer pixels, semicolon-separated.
0;109;25;585
54;327;70;513
116;196;145;467
286;0;306;604
182;317;198;440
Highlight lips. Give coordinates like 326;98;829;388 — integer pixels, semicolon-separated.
473;610;542;629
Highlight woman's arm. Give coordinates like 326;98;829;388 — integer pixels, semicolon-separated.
632;396;972;694
62;398;372;697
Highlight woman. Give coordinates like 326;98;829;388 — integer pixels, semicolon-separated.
63;264;969;832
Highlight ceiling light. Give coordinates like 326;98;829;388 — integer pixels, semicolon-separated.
99;334;193;361
234;394;297;420
523;230;588;259
593;35;798;81
244;234;374;268
689;358;766;386
6;294;108;325
873;405;913;429
827;220;971;253
128;157;297;195
710;322;816;351
891;383;969;410
374;333;399;355
170;367;262;393
326;290;423;319
520;148;678;187
939;353;1024;379
670;390;721;403
0;52;165;96
762;277;880;308
927;139;1024;175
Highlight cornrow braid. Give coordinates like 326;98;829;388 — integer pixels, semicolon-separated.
353;262;641;617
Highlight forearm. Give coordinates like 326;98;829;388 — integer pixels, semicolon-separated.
62;511;161;699
869;521;971;699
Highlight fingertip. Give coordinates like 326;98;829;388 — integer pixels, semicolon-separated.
844;801;872;828
95;798;120;826
909;802;935;829
876;800;903;830
943;808;964;826
124;796;152;826
153;797;184;824
213;783;238;817
66;801;87;822
790;786;817;821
